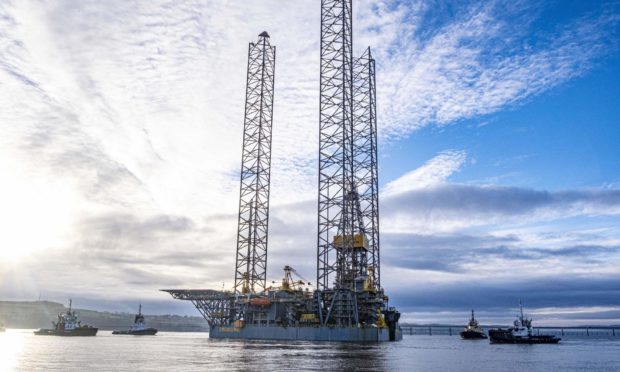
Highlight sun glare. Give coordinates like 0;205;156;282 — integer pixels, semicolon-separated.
0;158;77;261
0;330;25;370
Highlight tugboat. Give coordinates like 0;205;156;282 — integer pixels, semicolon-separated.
460;310;487;339
112;304;158;335
488;301;560;344
34;300;98;336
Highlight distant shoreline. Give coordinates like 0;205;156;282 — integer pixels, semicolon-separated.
3;300;617;330
0;300;208;332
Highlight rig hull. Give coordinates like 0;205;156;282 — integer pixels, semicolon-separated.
209;325;402;342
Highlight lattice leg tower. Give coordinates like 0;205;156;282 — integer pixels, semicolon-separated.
234;32;276;294
353;47;380;288
317;0;356;291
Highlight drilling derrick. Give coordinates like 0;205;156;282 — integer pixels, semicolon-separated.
317;0;359;291
317;0;373;328
234;32;276;294
314;0;397;333
352;48;380;288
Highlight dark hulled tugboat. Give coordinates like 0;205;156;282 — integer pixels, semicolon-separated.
460;310;487;339
34;300;98;336
112;304;158;335
488;301;560;344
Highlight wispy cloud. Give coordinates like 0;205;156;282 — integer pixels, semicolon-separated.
384;150;467;195
366;1;620;137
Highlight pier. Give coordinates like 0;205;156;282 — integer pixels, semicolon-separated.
400;325;619;337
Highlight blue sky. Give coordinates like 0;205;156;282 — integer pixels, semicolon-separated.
382;56;620;190
0;0;619;325
380;0;620;188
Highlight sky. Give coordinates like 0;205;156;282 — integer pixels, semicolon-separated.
0;0;619;326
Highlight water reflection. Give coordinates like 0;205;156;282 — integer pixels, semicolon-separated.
3;330;619;371
0;329;26;371
330;343;388;371
206;339;390;371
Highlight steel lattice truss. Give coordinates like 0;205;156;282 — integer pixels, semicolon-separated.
317;0;359;291
234;32;276;294
318;0;380;290
162;290;234;326
352;48;380;287
317;0;383;326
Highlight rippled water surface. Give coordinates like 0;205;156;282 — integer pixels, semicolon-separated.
1;329;619;371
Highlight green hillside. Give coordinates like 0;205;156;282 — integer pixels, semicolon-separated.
0;300;207;332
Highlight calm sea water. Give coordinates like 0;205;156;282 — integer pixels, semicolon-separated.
1;329;618;371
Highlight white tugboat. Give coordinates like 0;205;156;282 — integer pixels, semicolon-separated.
489;301;560;344
34;299;98;336
112;304;158;335
460;310;487;339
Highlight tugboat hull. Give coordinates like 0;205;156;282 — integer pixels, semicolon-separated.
489;329;560;344
112;328;158;335
460;330;487;339
112;305;158;335
34;327;98;336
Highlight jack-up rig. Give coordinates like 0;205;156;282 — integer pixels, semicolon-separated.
163;0;402;342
